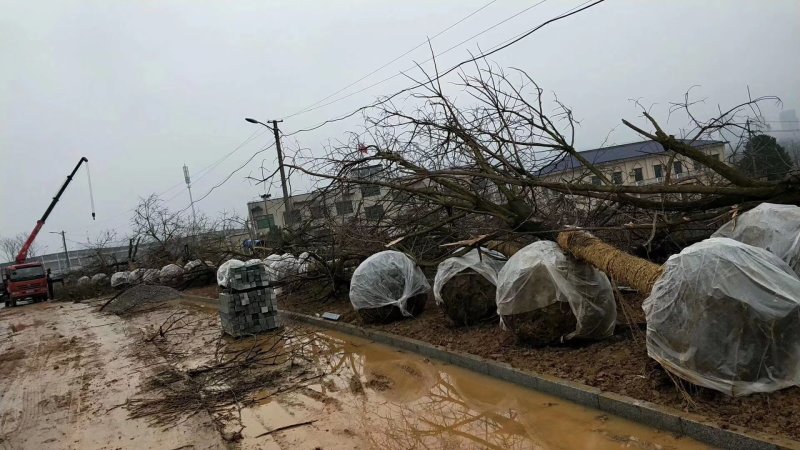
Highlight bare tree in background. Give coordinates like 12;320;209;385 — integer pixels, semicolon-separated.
0;233;42;263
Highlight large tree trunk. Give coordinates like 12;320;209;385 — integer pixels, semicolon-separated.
557;230;663;294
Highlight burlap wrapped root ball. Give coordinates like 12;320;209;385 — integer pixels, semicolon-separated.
433;248;506;326
712;203;800;276
350;250;430;324
644;237;800;396
496;241;617;346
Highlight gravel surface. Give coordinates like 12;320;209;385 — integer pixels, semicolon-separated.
105;284;182;316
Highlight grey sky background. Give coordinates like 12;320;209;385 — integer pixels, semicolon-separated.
1;0;798;255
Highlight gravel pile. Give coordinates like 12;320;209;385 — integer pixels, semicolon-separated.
105;284;182;316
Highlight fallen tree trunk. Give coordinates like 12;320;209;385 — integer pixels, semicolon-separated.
557;230;663;293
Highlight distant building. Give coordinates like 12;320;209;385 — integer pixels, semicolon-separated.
247;164;395;236
538;139;727;187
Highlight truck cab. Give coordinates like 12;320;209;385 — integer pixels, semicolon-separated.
3;263;48;308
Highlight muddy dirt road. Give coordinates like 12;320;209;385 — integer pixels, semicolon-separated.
0;299;708;449
0;301;224;450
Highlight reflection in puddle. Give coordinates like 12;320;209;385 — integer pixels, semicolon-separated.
254;329;709;450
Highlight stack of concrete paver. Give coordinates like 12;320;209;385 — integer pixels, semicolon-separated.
219;263;281;337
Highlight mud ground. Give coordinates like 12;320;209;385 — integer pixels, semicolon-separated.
271;286;800;442
0;295;710;449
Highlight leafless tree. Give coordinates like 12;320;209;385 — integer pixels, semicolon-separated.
0;233;42;263
262;62;797;259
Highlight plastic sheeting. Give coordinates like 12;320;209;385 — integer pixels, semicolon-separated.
142;269;159;283
159;264;184;283
433;248;506;305
712;203;800;275
110;271;130;288
495;241;617;341
91;273;108;285
217;259;244;287
349;250;430;315
184;259;203;272
644;237;800;396
77;276;91;286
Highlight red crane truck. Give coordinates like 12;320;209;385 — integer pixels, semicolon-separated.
3;157;94;308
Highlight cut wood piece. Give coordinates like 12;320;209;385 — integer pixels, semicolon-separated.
557;230;663;293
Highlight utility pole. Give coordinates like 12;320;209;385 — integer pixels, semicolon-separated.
49;230;70;271
183;164;198;234
245;118;292;226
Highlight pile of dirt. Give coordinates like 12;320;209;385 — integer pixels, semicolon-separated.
104;285;182;316
438;269;497;326
278;287;800;442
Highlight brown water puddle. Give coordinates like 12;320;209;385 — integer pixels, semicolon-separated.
240;328;709;450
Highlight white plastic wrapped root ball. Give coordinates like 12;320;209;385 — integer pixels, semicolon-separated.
297;252;312;274
644;237;800;396
712;203;800;275
217;259;244;287
350;250;430;323
142;269;160;283
77;276;91;286
433;248;506;326
184;259;203;272
159;264;185;285
496;241;617;345
91;273;108;285
245;258;262;265
110;271;131;288
129;268;144;283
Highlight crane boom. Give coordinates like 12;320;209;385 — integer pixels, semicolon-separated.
15;157;92;264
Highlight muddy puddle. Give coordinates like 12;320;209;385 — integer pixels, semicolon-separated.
240;327;709;449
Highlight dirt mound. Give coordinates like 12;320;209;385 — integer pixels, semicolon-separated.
105;285;181;316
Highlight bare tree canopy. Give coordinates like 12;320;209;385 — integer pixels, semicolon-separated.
1;233;42;263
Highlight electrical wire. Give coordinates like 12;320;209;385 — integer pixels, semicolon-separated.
283;0;552;120
175;142;277;214
284;0;499;119
282;0;606;138
171;0;607;214
155;128;267;198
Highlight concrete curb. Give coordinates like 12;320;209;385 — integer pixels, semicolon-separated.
282;310;798;450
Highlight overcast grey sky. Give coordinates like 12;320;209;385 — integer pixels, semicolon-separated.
1;0;798;255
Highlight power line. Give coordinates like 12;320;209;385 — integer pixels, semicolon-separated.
175;142;277;214
171;0;607;215
282;0;606;138
284;0;553;120
156;128;267;198
284;0;500;119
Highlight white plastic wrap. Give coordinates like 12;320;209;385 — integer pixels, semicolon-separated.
77;276;91;286
712;203;800;275
184;259;203;272
217;259;244;287
142;269;160;283
110;271;130;288
495;241;617;341
433;248;506;305
645;237;800;396
297;252;312;274
91;273;108;285
129;268;143;283
349;250;430;315
159;264;184;283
